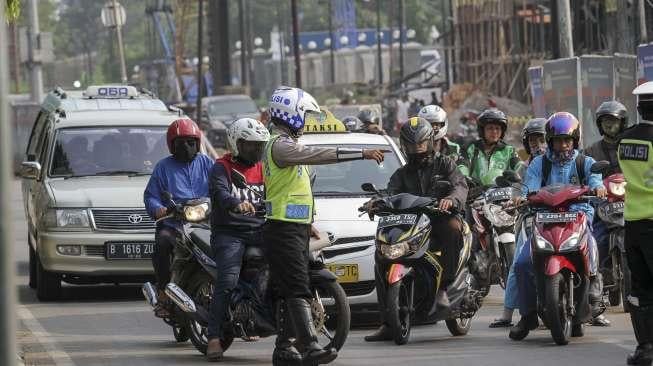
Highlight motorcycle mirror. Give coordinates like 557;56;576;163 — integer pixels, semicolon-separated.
495;176;510;187
433;180;452;194
590;160;610;174
361;183;379;193
231;170;248;189
502;170;522;183
310;169;317;188
162;191;173;202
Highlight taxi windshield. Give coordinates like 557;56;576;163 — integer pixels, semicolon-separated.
310;144;401;196
207;99;257;117
49;127;168;178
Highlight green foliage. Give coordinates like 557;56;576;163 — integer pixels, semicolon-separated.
5;0;20;23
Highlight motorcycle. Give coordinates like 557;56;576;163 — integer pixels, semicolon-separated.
468;174;521;293
359;182;483;345
592;162;630;312
142;171;350;357
519;182;599;345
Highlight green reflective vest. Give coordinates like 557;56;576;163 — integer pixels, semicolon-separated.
263;135;314;224
618;132;653;221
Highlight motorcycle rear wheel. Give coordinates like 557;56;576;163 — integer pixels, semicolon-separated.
619;252;632;313
187;273;234;355
387;279;412;345
544;273;571;345
311;280;350;351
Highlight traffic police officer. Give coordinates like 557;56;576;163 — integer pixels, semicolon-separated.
618;81;653;366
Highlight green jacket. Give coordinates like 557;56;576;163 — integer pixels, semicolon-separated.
460;140;523;186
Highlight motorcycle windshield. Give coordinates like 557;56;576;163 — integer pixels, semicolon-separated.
528;184;588;208
382;193;433;212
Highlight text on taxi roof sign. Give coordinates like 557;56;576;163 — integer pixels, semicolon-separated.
85;85;139;99
304;109;348;133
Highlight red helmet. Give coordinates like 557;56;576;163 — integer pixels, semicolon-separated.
167;118;201;153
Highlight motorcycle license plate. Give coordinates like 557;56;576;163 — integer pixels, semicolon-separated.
327;264;359;283
535;212;578;223
605;201;624;215
486;187;515;201
105;242;154;260
378;214;418;228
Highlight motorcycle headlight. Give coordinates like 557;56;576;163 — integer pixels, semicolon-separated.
608;181;626;197
533;233;554;253
378;242;410;260
559;234;580;252
183;203;210;222
485;203;516;227
44;209;90;230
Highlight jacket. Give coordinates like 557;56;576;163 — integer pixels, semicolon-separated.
584;139;621;177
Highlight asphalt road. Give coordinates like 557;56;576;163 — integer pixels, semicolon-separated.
11;179;637;366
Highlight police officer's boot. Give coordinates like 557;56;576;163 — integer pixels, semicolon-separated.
286;298;338;365
273;303;301;366
627;305;653;366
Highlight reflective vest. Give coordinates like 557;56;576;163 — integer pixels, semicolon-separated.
262;135;314;224
618;124;653;221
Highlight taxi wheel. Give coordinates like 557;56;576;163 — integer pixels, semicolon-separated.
28;240;37;289
36;255;61;301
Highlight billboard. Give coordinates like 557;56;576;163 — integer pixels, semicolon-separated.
542;57;581;121
579;55;614;148
528;66;546;118
614;53;638;127
637;43;653;85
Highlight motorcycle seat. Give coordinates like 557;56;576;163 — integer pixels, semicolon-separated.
189;228;213;257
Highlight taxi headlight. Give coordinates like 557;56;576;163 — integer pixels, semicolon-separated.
184;203;210;222
378;242;410;260
44;209;90;230
559;234;580;252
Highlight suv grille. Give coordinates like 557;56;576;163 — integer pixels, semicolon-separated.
92;209;155;231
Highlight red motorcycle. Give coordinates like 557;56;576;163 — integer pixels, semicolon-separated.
526;183;596;345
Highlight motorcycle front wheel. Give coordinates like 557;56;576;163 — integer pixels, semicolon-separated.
619;252;632;313
387;278;412;345
173;325;190;342
500;241;516;287
311;280;350;351
445;317;472;336
544;273;571;345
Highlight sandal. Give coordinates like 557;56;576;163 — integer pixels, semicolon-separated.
489;318;513;328
241;335;260;342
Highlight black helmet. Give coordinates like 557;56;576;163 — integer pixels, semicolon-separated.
399;117;434;155
342;116;364;132
595;100;627;136
521;118;547;154
477;108;508;139
357;109;380;125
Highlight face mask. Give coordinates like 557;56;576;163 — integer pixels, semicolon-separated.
407;152;431;169
551;149;574;163
173;138;198;163
236;140;265;167
530;142;548;157
600;119;621;138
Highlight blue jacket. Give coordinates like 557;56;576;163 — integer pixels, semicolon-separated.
523;150;604;222
144;154;214;228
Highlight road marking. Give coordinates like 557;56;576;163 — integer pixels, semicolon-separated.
17;305;75;366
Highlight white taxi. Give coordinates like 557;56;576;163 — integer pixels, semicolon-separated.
300;111;405;311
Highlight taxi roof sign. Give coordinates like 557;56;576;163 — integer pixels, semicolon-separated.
84;85;140;99
304;109;348;134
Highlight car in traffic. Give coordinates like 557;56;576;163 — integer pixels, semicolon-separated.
200;94;259;148
20;85;217;301
301;111;405;312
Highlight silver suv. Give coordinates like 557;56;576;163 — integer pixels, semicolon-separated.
20;85;215;301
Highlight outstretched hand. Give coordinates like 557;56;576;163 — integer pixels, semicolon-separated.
363;149;390;164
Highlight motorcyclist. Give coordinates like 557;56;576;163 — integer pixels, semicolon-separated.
509;112;607;341
618;81;653;366
489;117;547;328
417;104;462;160
364;117;469;342
357;109;387;135
342;115;364;133
144;118;214;319
264;86;386;365
460;108;524;192
205;118;269;361
583;101;629;327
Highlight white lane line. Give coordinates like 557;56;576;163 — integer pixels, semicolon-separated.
17;305;76;366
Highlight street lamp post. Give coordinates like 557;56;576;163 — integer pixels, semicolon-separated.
101;0;128;83
327;0;336;84
376;0;383;85
196;0;204;125
111;0;128;83
291;0;302;87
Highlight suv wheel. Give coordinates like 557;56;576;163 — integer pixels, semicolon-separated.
36;255;61;301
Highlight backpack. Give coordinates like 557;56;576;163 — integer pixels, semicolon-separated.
541;153;587;187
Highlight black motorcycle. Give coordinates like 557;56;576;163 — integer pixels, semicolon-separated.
359;182;483;345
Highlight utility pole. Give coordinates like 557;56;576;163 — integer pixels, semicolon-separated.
0;4;17;366
638;0;648;43
327;0;336;84
441;0;449;90
196;0;204;124
398;0;405;79
376;0;383;85
616;0;634;53
111;0;128;83
291;0;302;87
238;0;248;87
26;0;43;102
208;0;231;89
556;0;574;58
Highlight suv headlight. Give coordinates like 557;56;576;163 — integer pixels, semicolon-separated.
184;203;210;222
559;234;580;252
44;209;90;230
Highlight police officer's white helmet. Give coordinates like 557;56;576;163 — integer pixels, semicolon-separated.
633;81;653;122
418;104;448;140
268;86;321;133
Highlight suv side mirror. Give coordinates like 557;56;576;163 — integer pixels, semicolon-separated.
590;160;610;174
231;170;248;189
20;161;41;180
361;183;379;193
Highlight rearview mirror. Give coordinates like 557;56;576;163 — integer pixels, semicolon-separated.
20;161;41;180
361;183;378;193
590;160;610;174
231;170;247;189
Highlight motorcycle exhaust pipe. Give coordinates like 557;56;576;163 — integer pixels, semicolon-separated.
165;283;197;313
142;282;158;308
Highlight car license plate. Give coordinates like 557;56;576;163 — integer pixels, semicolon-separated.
327;264;359;283
378;214;418;228
535;212;578;223
105;242;154;260
605;201;624;215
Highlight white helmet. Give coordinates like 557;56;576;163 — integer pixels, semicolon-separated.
418;104;448;140
227;118;270;163
268;86;320;133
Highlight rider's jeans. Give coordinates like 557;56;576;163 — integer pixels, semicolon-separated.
153;226;178;291
504;216;526;311
514;217;599;316
207;230;256;339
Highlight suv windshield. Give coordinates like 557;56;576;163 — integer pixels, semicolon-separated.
49;127;168;177
207;99;257;117
310;144;401;196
